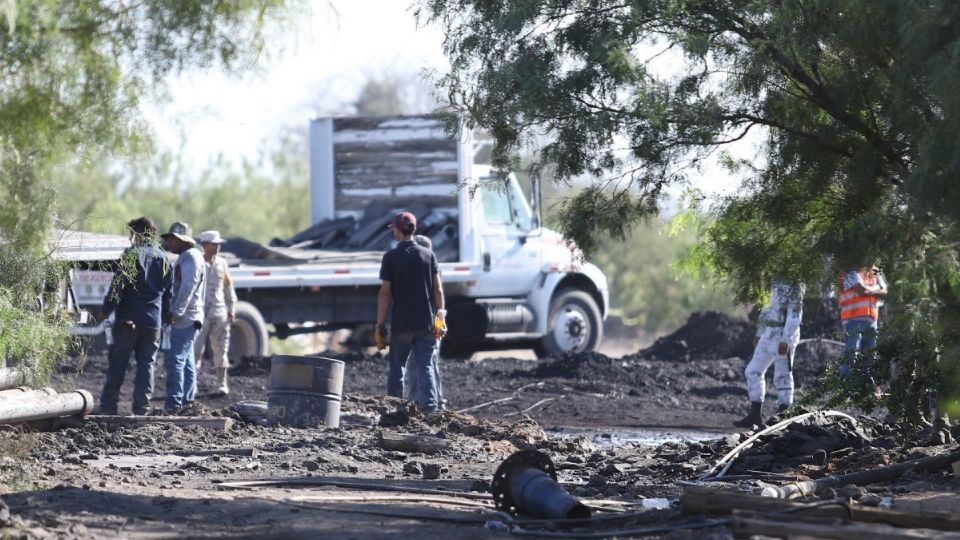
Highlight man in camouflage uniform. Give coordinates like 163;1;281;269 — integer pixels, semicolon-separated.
194;230;237;396
734;282;804;428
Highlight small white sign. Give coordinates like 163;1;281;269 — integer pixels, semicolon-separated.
70;269;114;305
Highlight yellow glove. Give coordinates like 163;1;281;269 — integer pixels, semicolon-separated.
375;324;389;350
433;309;448;340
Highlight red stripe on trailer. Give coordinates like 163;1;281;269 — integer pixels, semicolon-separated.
334;269;351;274
253;271;270;276
454;266;470;272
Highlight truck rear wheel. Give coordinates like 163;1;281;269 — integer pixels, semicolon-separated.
230;301;270;361
538;288;603;357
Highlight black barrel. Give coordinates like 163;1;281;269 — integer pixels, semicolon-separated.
267;355;345;428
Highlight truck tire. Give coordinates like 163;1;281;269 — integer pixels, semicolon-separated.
538;288;603;357
229;301;270;361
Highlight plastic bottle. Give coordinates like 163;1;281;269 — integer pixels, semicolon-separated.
433;309;447;340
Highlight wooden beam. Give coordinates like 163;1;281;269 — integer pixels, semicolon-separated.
85;415;234;431
377;430;453;454
681;486;960;532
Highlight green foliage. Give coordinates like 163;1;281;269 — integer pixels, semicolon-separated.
0;1;293;384
422;0;960;419
54;131;310;243
592;214;739;334
0;253;70;385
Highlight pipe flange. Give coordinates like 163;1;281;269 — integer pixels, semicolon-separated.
490;449;557;515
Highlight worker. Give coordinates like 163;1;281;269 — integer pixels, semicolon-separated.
839;265;886;369
375;212;446;413
161;221;206;413
402;234;445;409
97;217;171;415
194;230;237;397
733;282;804;428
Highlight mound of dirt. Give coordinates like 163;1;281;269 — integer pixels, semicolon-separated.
523;351;625;380
636;310;755;361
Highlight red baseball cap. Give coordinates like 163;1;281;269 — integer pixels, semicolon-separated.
388;211;417;234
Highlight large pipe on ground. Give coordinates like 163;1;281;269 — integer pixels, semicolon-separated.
0;387;57;401
0;389;94;425
491;449;592;521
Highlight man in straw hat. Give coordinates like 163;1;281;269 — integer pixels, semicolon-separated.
194;230;237;396
160;221;206;413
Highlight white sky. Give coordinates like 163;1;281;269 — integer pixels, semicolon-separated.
143;0;447;168
142;0;751;202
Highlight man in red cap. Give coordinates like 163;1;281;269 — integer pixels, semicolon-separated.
376;211;446;412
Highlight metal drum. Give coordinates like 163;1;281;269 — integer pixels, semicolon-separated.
267;355;345;428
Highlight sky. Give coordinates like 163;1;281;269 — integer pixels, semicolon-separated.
143;0;752;201
144;1;447;168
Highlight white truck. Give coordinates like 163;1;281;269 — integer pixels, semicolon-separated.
64;115;610;360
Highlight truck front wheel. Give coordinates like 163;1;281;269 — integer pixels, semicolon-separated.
229;301;270;361
537;288;603;357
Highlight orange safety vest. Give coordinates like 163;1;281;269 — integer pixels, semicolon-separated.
839;270;879;322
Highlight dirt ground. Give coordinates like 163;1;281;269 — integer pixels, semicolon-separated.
1;312;958;538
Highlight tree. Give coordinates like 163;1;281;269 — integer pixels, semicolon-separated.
0;1;294;382
419;0;960;419
54;129;311;243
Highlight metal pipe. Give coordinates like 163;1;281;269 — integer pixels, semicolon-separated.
0;390;94;424
0;367;29;391
0;387;57;401
491;450;591;521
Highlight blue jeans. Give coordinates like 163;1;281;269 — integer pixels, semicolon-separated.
165;323;199;412
403;342;444;410
844;319;878;353
100;322;160;415
840;319;879;376
387;332;439;412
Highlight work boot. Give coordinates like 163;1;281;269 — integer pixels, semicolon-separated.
732;402;763;428
213;368;229;397
777;403;791;414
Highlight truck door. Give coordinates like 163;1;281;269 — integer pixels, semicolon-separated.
474;175;541;296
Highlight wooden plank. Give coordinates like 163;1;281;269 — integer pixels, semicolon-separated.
334;151;456;166
377;430;453;454
336;172;458;190
732;515;960;540
85;415;234;431
334;115;446;131
681;486;960;532
337;160;460;177
335;194;457;213
333;139;457;156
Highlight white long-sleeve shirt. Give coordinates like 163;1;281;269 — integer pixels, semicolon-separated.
170;246;206;328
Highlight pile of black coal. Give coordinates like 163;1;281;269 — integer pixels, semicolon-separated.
522;352;628;381
637;311;755;361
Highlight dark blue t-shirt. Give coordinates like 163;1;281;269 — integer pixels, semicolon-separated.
102;244;172;329
379;241;439;334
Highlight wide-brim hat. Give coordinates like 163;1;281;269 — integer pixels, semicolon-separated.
199;230;226;244
161;221;196;245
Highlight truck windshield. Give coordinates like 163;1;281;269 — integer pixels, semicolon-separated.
479;175;534;233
